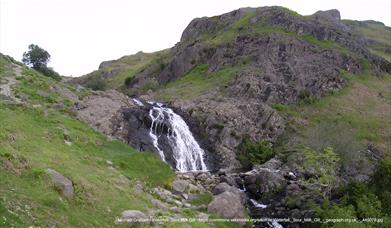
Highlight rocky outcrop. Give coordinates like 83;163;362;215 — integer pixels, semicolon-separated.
173;98;285;169
120;7;391;170
74;6;391;171
75;90;133;141
313;9;341;21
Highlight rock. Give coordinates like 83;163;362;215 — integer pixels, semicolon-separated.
151;199;168;210
181;193;189;200
219;175;238;187
133;182;144;194
213;182;232;195
75;90;133;141
170;206;180;213
286;183;301;195
116;210;148;224
154;187;175;201
207;191;246;220
196;172;208;182
172;180;190;194
197;212;209;221
244;167;287;196
106;160;113;166
256;169;287;194
45;169;74;200
313;9;341;21
116;175;130;185
187;183;200;193
213;182;246;203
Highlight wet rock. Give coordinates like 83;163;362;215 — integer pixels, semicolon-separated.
45;169;74;200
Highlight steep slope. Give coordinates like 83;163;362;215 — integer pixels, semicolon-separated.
70;7;391;226
344;20;391;62
0;54;237;227
77;7;391;169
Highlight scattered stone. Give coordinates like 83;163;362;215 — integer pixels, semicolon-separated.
8;134;16;142
187;183;200;193
170;206;180;213
197;212;209;221
172;180;190;194
45;168;74;200
181;193;189;200
116;210;148;224
106;160;113;166
117;175;130;185
151;199;168;210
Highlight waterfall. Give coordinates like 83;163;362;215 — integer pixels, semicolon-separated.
133;99;207;172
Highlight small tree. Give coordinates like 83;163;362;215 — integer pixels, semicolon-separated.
22;44;50;70
22;44;61;81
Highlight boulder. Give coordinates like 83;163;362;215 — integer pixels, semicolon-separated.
116;210;148;224
172;180;190;194
151;199;168;210
207;191;246;220
45;169;74;200
212;182;246;203
213;182;232;195
256;169;287;194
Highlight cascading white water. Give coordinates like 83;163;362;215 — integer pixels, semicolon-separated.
149;103;207;172
133;99;207;172
149;108;166;162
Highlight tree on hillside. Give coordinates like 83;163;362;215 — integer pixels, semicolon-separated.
22;44;50;70
22;44;61;80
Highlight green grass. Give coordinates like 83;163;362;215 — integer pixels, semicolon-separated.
155;64;240;101
1;55;238;227
0;55;179;227
300;34;349;52
76;49;171;90
344;20;391;62
276;73;391;156
189;193;214;206
0;103;175;226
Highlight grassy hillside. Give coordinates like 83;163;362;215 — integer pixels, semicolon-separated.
344;20;391;62
73;50;171;91
276;72;391;155
153;64;241;101
1;55;241;227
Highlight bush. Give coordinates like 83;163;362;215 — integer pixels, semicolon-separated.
37;67;62;81
124;76;133;87
372;157;391;215
85;76;106;91
298;90;317;104
237;136;274;169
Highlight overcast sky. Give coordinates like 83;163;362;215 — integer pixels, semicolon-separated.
0;0;390;76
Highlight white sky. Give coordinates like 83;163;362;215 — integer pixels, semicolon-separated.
1;0;390;76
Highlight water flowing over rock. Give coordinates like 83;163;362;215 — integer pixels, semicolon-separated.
131;99;208;172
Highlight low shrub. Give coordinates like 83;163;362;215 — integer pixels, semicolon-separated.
237;136;274;169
